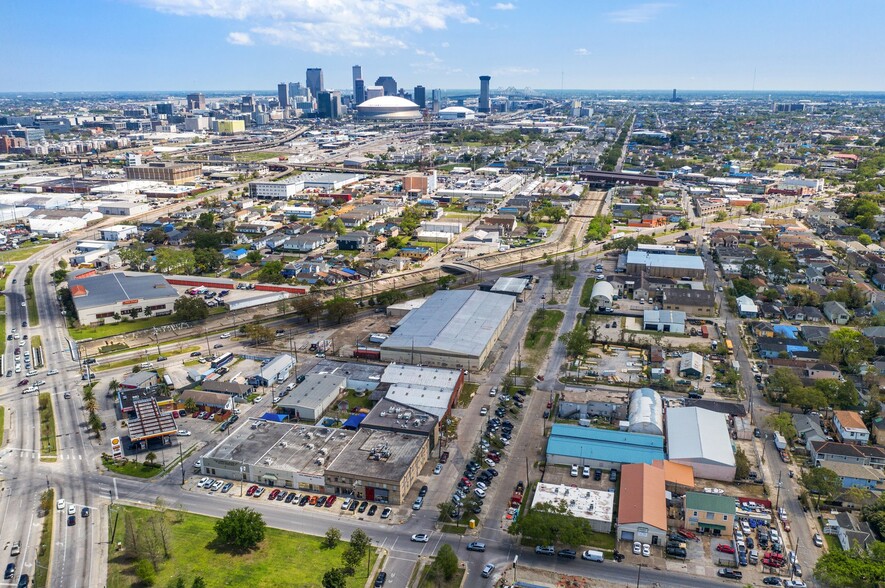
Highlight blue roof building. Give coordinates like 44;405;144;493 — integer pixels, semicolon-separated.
545;424;665;470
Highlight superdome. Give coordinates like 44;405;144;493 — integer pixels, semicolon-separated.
356;96;422;120
628;388;663;436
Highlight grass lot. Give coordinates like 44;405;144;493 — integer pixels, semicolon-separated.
0;242;49;263
773;163;797;171
101;455;163;478
457;383;479;408
824;532;841;552
34;489;54;588
25;264;39;326
0;406;4;446
98;343;129;354
419;566;465;588
69;315;179;341
107;506;377;588
579;277;599;307
234;151;288;162
31;334;42;349
38;392;57;461
522;309;564;374
341;389;373;411
409;240;443;251
0;316;4;356
94;346;200;372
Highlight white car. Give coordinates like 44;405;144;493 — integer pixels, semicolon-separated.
642;544;651;557
177;430;191;436
633;541;642;555
14;365;21;373
47;369;59;376
20;301;25;307
410;534;430;543
210;481;223;491
197;477;209;488
433;464;443;475
57;499;65;510
570;464;579;477
220;333;231;339
67;504;76;515
252;396;263;404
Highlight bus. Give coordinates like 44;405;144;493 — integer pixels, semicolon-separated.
211;352;234;369
725;339;734;354
162;374;174;390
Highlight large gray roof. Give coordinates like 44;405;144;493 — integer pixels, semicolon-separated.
666;407;735;467
381;290;514;359
69;272;178;310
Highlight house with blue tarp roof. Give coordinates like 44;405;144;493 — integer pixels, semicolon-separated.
772;325;799;339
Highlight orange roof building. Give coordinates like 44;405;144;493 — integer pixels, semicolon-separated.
652;459;696;488
617;462;668;544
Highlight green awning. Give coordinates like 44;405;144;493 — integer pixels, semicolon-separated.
698;522;726;531
262;473;278;481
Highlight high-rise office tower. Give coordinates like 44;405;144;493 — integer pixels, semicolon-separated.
317;91;341;118
306;68;324;100
186;93;205;110
241;95;255;112
672;89;677;102
413;86;426;109
431;89;441;113
354;79;366;105
478;75;491;113
375;76;397;96
288;82;304;99
352;65;362;98
278;83;290;108
156;103;174;116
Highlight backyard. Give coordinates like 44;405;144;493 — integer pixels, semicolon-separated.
107;506;377;588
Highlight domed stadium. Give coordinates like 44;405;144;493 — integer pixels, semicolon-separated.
356;96;422;121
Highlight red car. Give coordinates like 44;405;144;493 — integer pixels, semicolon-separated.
325;495;336;507
440;451;449;463
486;454;501;463
716;544;736;554
268;489;280;500
245;485;258;496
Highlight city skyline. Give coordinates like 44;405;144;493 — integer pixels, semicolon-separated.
2;0;884;92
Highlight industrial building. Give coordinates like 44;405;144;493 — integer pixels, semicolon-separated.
275;373;346;422
679;352;704;378
324;428;429;505
643;309;686;333
201;421;355;491
124;162;202;185
250;354;296;387
439;106;476;120
531;483;613;533
356;96;422;121
660;289;716;316
666;407;736;481
377;363;463;420
545;424;665;470
380;290;515;369
68;271;179;326
628;388;664;436
589;281;615;311
625;251;706;279
488;276;530;296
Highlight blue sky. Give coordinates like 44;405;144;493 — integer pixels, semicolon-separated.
3;1;883;92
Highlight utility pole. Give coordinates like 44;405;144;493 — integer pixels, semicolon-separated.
775;470;783;511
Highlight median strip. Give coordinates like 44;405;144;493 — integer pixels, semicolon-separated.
38;392;57;461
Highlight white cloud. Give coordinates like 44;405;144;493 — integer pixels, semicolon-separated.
226;31;253;45
607;2;672;24
492;66;539;76
415;48;443;62
492;2;515;9
441;41;450;47
574;48;590;56
136;0;478;51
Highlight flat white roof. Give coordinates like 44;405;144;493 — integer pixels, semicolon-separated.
531;482;613;525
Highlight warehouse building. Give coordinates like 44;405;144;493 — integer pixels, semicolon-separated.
628;388;664;436
625;251;705;279
589;281;615;311
666;407;736;481
380;290;515;369
660;289;716;316
69;271;179;326
643;309;686;334
201;421;355;491
124;162;202;185
324;428;429;505
275;373;346;422
546;424;665;470
378;363;463;420
616;462;668;545
250;353;296;387
679;352;704;378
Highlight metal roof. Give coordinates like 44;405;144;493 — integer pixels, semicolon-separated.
626;250;705;271
547;424;665;465
70;271;178;310
628;388;663;435
666;407;735;467
381;290;514;359
643;309;686;324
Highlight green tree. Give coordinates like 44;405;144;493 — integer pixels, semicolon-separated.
341;529;372;575
58;258;68;270
213;508;267;550
325;296;358;324
323;527;342;549
714;210;728;222
814;547;885;586
321;568;347;588
821;327;876;370
257;260;286;284
246;250;263;264
196;212;216;230
730;277;757;297
746;202;765;214
292;295;324;325
167;577;186;588
813;379;858;410
193;248;225;274
766;367;804;403
862;494;885;537
191;578;206;588
135;559;156;586
766;412;798;440
144;451;157;466
428;544;459;582
144;228;169;245
155;247;195;274
734;446;750;480
325;217;347;235
677;218;691;230
119;242;152;271
801;467;842;508
560;326;591;358
51;269;68;283
172;297;210;322
437;501;457;522
509;502;599;546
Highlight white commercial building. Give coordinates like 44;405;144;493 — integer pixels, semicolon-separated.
99;224;138;241
666;407;736;481
69;271;179;325
275;373;346;422
248;177;307;200
379;364;462;419
531;482;613;533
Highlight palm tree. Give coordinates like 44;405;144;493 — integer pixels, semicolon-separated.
84;397;98;414
145;452;157;466
88;412;102;439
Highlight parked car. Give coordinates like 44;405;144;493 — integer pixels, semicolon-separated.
534;545;555;556
380;507;392;519
411;534;430;543
466;542;486;552
373;571;387;587
557;549;577;559
717;569;743;580
716;544;736;554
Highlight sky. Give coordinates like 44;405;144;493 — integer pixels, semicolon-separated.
3;0;884;93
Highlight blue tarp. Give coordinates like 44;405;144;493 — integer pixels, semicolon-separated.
342;413;367;430
261;412;287;422
772;325;799;339
785;345;809;354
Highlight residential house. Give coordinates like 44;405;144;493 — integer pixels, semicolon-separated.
336;231;371;251
221;247;248;261
793;413;828;452
811;441;885;468
736;295;758;318
684;491;736;538
230;264;258;279
279;233;329;253
823;300;850;325
800;325;832;346
805;363;842;381
833;512;875;552
824;462;884;491
660;289;716;316
398;247;433;260
833;411;870;445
